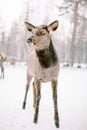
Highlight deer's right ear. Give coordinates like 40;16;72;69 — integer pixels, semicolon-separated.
25;22;35;32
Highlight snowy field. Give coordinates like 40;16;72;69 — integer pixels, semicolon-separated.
0;64;87;130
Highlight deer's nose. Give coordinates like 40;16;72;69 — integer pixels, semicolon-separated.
27;38;32;44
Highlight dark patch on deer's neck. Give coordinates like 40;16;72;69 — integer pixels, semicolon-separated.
36;40;58;68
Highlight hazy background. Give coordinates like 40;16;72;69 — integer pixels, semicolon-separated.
0;1;87;130
0;0;87;66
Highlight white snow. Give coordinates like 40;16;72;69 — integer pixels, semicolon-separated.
0;64;87;130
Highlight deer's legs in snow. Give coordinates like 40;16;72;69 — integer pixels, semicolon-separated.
33;80;41;123
22;75;32;109
33;81;36;109
51;80;59;128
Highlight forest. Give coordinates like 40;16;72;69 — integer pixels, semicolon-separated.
0;0;87;66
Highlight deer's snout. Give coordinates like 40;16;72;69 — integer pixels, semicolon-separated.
27;38;32;44
27;36;37;46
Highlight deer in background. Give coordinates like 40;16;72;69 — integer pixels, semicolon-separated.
22;20;60;128
0;52;6;79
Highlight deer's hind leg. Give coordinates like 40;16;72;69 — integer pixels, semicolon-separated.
22;72;32;109
51;80;59;128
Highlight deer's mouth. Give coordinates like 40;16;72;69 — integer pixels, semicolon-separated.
27;41;36;47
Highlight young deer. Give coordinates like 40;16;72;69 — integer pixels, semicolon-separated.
22;20;60;128
0;52;6;79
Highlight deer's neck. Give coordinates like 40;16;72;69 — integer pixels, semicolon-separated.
36;40;58;68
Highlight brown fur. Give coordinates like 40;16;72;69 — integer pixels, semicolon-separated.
36;40;58;68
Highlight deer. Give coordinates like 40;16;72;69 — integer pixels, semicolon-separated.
22;20;60;128
0;52;6;79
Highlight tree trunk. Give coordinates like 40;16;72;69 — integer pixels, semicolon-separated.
70;0;79;66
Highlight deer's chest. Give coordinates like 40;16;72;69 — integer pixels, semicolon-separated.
27;50;59;81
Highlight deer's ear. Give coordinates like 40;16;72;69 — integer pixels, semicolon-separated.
25;22;35;31
47;20;59;32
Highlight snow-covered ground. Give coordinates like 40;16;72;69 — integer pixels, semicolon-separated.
0;64;87;130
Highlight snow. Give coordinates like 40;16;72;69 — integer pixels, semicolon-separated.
0;64;87;130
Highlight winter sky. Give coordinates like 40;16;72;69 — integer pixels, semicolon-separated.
0;0;25;29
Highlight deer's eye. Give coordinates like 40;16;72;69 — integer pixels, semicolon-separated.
41;32;46;36
36;31;46;36
36;32;41;36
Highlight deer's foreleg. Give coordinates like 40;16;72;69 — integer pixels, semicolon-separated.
33;81;36;109
22;83;30;109
22;74;32;109
51;80;59;128
33;80;41;124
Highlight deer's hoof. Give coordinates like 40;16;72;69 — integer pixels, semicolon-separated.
33;118;37;124
55;121;59;128
22;102;26;109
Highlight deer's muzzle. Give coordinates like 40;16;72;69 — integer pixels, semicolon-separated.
27;38;32;44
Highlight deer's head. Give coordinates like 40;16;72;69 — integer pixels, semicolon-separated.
25;20;59;50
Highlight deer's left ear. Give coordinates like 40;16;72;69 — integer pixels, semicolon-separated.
47;20;59;32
